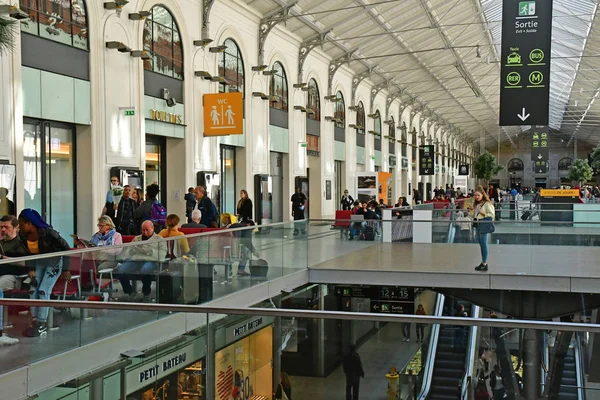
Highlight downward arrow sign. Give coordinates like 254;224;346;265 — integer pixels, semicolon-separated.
517;108;530;122
537;154;543;159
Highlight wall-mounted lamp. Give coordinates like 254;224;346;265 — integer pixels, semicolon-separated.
293;83;307;89
367;113;377;119
104;0;128;10
209;45;227;53
348;105;358;111
252;65;268;72
349;124;358;129
324;95;338;101
306;109;315;115
324;116;333;122
0;4;28;19
293;106;306;112
301;86;310;92
194;39;213;47
128;11;151;20
262;69;277;76
194;71;212;79
383;120;393;125
210;76;226;83
106;41;131;53
130;50;150;60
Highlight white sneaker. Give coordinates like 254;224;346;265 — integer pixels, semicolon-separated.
0;334;19;346
406;338;410;342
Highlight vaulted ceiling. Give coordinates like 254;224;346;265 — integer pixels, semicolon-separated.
244;0;600;148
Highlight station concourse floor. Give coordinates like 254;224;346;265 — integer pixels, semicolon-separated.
290;322;424;400
0;224;376;376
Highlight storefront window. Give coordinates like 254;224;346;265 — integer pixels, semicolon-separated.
334;91;345;129
19;0;88;49
269;61;288;111
219;39;245;97
215;326;273;400
143;5;184;79
307;78;320;121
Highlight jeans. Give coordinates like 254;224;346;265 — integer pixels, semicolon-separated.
402;323;411;339
346;377;360;400
478;232;489;263
416;324;425;341
30;262;63;323
117;261;158;295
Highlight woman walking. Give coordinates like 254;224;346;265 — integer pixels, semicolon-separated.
416;304;427;343
469;188;495;272
236;189;253;222
18;209;71;337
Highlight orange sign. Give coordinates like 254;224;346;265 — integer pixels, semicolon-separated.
540;189;580;197
203;92;243;136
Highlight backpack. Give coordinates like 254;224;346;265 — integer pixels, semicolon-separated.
150;202;167;226
363;225;375;241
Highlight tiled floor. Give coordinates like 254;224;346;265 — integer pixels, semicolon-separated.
290;322;425;400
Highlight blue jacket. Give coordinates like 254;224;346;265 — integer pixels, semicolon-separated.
198;196;217;226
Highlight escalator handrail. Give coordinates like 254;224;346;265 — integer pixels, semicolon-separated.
460;305;481;400
417;293;446;400
575;333;586;400
541;332;549;393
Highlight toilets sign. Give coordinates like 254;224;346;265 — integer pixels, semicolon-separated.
203;92;243;136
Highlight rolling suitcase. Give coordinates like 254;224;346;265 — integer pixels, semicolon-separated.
158;270;182;304
170;256;199;304
521;210;532;221
363;225;375;241
250;258;269;278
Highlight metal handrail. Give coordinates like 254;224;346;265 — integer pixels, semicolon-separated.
460;305;481;400
416;294;445;400
575;333;587;400
0;298;599;333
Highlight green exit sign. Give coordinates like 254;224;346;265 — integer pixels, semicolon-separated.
124;110;135;116
300;143;308;148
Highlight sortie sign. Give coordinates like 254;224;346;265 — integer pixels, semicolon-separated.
499;0;553;126
531;125;549;174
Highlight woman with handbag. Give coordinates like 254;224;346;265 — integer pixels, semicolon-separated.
469;188;495;272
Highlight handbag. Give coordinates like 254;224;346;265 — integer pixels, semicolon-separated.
477;216;495;234
276;384;290;400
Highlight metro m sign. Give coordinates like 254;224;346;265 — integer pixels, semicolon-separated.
203;92;244;136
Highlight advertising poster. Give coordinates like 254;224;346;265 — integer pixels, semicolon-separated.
356;173;377;203
215;326;273;400
377;172;393;205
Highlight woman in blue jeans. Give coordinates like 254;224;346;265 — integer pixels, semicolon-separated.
469;188;495;272
18;209;71;337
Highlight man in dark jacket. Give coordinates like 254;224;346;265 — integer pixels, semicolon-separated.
184;187;196;223
134;183;160;225
116;185;138;235
194;186;218;227
343;345;364;400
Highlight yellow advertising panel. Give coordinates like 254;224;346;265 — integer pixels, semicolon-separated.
203;92;244;136
540;189;580;197
215;326;273;400
377;172;392;205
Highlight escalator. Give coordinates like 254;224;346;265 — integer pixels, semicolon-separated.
418;296;480;400
558;346;578;399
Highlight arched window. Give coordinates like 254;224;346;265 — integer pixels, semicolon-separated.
20;0;88;49
388;116;395;139
307;79;320;121
218;39;245;96
143;5;183;79
334;91;345;129
356;102;365;135
269;61;288;111
558;157;573;170
374;111;381;135
507;158;524;172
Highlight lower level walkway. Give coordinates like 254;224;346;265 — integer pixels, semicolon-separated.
290;322;425;400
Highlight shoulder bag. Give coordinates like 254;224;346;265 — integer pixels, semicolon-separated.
477;216;495;234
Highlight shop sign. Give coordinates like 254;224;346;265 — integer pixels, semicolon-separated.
150;109;183;125
500;0;553;126
419;145;435;175
540;189;579;197
203;92;244;136
226;317;266;343
126;341;202;394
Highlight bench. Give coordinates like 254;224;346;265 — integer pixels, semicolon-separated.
331;210;353;238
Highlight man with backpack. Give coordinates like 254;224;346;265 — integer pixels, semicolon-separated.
134;184;167;229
